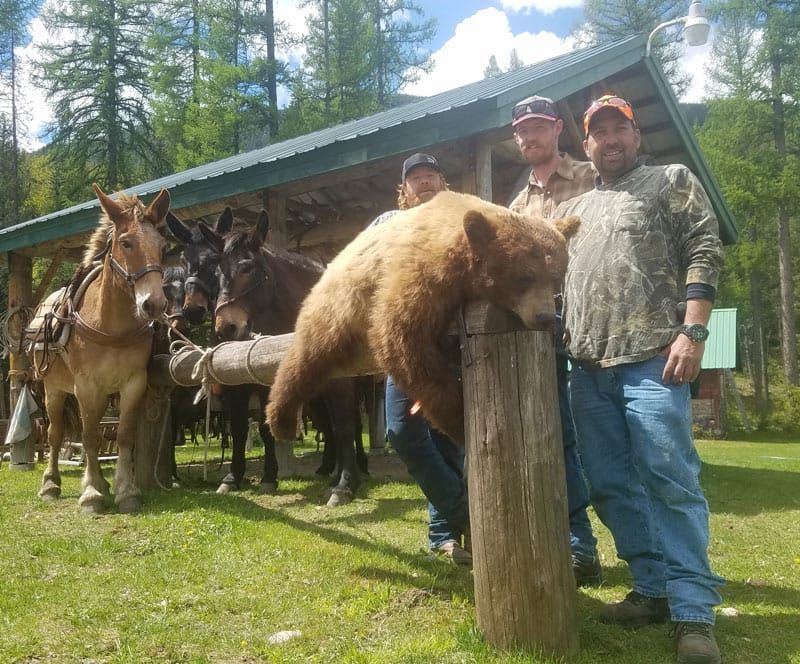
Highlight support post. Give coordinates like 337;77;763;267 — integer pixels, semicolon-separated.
462;302;578;657
368;380;386;452
134;386;174;490
265;190;288;249
7;251;34;470
476;136;493;202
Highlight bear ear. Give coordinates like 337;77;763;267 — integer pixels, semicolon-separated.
552;215;580;240
463;210;497;254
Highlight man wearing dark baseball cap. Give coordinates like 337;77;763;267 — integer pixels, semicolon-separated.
555;94;724;664
365;153;469;565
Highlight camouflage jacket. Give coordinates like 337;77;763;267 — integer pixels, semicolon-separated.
554;162;723;367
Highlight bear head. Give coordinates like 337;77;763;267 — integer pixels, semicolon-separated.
463;208;580;329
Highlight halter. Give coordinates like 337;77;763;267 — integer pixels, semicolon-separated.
185;275;218;300
214;275;269;317
93;231;164;287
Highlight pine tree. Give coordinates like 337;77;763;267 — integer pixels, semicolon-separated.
37;0;163;193
579;0;691;96
484;54;502;79
0;0;40;226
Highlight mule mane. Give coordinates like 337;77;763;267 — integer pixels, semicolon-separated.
163;265;186;282
81;192;146;268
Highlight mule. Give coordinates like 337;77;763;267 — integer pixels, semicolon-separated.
34;185;170;514
197;211;361;505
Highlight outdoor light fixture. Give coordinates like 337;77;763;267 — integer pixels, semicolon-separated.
645;0;711;56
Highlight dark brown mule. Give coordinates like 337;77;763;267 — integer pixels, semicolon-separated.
36;185;170;513
198;211;361;505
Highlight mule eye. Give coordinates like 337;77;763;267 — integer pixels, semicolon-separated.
120;239;133;250
241;264;253;274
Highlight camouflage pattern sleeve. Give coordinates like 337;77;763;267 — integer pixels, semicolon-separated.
666;165;723;289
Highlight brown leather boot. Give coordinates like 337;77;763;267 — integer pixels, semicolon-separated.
673;622;721;664
600;590;670;628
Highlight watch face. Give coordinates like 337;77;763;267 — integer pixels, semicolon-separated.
683;324;709;342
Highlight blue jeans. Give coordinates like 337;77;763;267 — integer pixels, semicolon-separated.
385;375;469;550
569;355;724;624
556;353;598;561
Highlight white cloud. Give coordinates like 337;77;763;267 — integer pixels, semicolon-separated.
403;8;574;97
679;39;713;102
16;17;54;151
499;0;583;14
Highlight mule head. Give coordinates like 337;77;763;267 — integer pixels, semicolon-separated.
166;210;226;326
162;266;190;336
204;213;274;342
94;184;170;321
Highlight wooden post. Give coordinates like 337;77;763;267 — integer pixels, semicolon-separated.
134;386;174;490
462;302;578;658
7;251;34;471
368;379;386;452
32;250;64;306
265;190;288;249
476;136;493;202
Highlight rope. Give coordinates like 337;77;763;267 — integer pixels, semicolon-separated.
161;322;231;482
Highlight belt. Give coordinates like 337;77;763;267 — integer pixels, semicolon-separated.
572;358;602;371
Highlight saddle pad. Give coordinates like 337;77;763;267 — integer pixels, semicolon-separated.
24;287;72;352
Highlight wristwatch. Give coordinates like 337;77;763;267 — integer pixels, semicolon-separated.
679;323;709;342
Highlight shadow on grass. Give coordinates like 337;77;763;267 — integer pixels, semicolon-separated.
142;483;473;596
702;462;800;515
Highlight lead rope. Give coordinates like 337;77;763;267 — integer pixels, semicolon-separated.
163;322;229;483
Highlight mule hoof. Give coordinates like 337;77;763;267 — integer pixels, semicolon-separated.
216;482;236;494
258;482;278;495
78;487;105;514
117;496;142;514
39;481;61;501
326;490;353;507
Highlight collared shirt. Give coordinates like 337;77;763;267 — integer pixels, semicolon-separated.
554;162;723;367
509;153;596;218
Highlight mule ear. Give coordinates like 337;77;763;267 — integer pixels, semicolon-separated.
255;210;270;246
144;188;171;225
551;215;580;240
463;210;497;256
215;207;233;235
166;211;192;245
93;183;125;222
197;221;225;254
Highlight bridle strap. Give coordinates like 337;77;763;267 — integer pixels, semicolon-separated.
109;255;164;285
214;275;268;317
185;275;217;300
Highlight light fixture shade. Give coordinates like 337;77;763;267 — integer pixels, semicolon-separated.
684;0;711;46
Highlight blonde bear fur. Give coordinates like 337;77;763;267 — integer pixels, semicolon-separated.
266;191;579;445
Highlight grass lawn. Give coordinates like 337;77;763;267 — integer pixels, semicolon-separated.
1;436;798;663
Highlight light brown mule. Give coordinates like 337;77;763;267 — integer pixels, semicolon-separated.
37;185;170;514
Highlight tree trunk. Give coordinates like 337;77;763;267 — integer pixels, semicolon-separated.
265;0;278;137
748;271;768;411
770;56;798;385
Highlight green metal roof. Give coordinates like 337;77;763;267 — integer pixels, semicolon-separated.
0;33;737;254
703;308;737;370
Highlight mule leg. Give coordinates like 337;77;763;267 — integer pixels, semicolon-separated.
39;387;67;500
218;385;248;493
113;375;147;513
257;388;278;494
74;386;110;514
323;380;359;507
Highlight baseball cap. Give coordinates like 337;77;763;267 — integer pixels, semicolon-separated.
511;95;559;127
401;153;442;181
583;95;637;136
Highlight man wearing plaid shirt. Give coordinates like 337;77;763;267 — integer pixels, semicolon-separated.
508;95;601;587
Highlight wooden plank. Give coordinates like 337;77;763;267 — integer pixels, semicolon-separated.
266;191;288;249
476;136;493;202
463;328;578;657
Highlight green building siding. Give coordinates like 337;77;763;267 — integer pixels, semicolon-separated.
702;308;737;369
